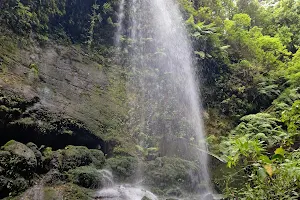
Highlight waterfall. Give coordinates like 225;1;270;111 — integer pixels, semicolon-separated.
114;0;213;198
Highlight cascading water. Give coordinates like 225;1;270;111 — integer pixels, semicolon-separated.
103;0;214;199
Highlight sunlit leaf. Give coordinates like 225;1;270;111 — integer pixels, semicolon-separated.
275;147;285;157
259;155;272;164
264;164;273;177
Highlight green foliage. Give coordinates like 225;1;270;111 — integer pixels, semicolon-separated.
218;106;300;198
220;134;264;168
233;13;251;28
232;113;288;147
282;100;300;133
0;0;117;45
225;149;300;199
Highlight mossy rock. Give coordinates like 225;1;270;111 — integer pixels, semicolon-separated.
1;140;37;178
43;146;105;172
8;177;29;196
105;156;138;181
144;157;199;192
26;142;43;171
0;150;11;171
0;176;10;198
43;184;92;200
14;183;92;200
0;176;28;198
68;166;107;189
59;146;105;171
89;149;105;168
43;169;67;186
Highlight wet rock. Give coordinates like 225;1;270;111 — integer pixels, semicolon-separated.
42;145;105;172
105;156;138;181
2;140;37;177
0;176;9;198
0;176;29;198
145;157;199;192
0;150;11;170
0;42;125;146
68;166;104;189
27;142;43;171
95;185;158;200
9;177;29;196
58;146;105;171
44;169;67;186
90;149;106;169
203;193;214;200
166;188;183;197
0;144;33;198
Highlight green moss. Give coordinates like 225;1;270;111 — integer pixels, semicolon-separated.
3;140;15;148
43;146;105;172
43;184;92;200
68;166;104;189
89;149;105;168
44;187;58;200
106;156;138;181
60;184;92;200
145;157;200;193
29;63;39;76
43;147;53;158
1;140;37;178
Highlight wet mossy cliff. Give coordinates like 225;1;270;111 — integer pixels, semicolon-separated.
0;30;137;198
0;33;128;150
0;0;135;197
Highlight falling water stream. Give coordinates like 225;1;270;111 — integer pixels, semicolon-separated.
96;0;214;199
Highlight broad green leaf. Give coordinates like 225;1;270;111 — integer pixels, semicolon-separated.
272;154;284;160
259;155;272;164
275;147;285;157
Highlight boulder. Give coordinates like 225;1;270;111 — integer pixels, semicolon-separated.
0;175;28;198
0;176;9;198
43;146;105;172
144;157;200;192
68;166;105;189
27;142;43;171
58;146;105;171
43;169;67;186
0;150;11;171
1;140;37;177
105;156;138;181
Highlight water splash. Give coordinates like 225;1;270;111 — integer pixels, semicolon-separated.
98;169;114;187
116;0;212;196
95;169;157;200
95;185;158;200
115;0;125;45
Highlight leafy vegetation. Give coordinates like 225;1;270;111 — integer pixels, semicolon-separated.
179;0;300;198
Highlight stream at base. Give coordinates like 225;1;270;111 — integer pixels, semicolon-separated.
94;185;223;200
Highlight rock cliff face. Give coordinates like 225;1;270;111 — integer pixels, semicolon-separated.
0;33;137;198
0;33;128;152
